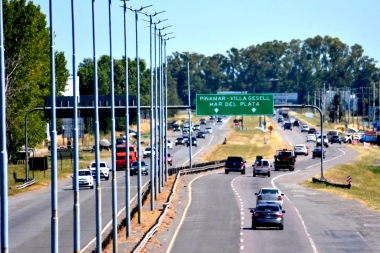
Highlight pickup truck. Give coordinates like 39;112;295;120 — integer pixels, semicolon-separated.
273;149;296;171
224;156;246;174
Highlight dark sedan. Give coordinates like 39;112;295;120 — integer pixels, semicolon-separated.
196;131;206;138
312;147;325;159
330;135;341;144
251;203;285;230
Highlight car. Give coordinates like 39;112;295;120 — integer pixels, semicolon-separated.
88;161;110;180
216;118;223;124
186;137;197;147
196;131;206;138
316;135;329;148
294;144;309;156
289;117;296;124
130;161;149;175
255;187;284;208
283;122;292;131
182;129;189;135
192;124;201;131
330;135;341;144
166;140;173;150
277;117;284;123
293;120;299;127
253;158;271;177
200;119;207;125
306;134;316;142
173;124;181;132
251;203;285;230
143;147;155;158
312;147;326;159
204;127;213;134
308;128;316;134
73;169;94;189
301;125;310;132
175;137;185;146
183;136;189;144
224;156;246;174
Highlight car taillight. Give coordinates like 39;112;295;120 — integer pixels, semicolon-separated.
275;213;283;217
278;196;282;200
258;195;262;200
240;162;244;168
254;213;260;217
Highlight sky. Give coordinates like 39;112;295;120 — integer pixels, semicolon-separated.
30;0;380;75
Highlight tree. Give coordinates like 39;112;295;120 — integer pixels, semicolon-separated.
4;0;69;162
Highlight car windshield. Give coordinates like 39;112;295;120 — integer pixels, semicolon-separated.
79;171;91;176
260;189;278;194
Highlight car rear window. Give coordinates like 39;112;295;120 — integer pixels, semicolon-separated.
227;157;243;162
261;189;278;194
256;206;280;212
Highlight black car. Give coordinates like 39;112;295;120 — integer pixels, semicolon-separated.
200;119;207;125
186;137;197;147
173;124;181;132
283;122;292;131
175;137;185;146
330;135;341;144
251;203;285;230
277;117;283;123
196;131;206;138
312;147;325;159
293;120;299;127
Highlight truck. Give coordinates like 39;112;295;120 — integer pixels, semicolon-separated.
281;108;289;119
116;143;137;170
273;149;296;171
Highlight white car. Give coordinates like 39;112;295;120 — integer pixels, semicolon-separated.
253;159;271;177
301;125;310;132
166;140;173;150
143;147;155;158
73;169;94;189
205;127;213;134
192;124;201;131
294;144;309;156
306;134;316;142
255;188;284;208
88;161;110;180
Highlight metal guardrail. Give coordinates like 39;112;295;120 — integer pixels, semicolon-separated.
15;179;36;189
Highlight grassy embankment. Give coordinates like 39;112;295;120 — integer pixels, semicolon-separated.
291;109;380;211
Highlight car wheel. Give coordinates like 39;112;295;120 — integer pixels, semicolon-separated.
225;170;229;174
253;173;256;177
279;224;284;230
106;176;109;181
241;171;245;175
312;156;315;159
252;225;256;230
90;185;94;189
268;173;270;177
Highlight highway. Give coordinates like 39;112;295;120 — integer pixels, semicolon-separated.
167;117;380;253
3;118;230;252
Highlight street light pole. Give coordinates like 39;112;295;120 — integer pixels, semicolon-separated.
141;10;165;211
125;3;152;224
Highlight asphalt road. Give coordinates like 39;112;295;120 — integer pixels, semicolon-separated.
167;117;380;253
1;118;230;253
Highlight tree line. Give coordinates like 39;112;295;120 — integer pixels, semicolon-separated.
4;0;380;162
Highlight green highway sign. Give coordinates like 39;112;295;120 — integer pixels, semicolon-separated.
196;93;274;116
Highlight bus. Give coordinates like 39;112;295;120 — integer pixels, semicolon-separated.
116;143;137;170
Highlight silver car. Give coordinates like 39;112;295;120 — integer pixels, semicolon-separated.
130;161;149;176
255;188;284;208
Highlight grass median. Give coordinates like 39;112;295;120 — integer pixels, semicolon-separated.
291;109;380;211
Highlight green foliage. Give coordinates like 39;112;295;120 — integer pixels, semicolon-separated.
4;0;69;162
